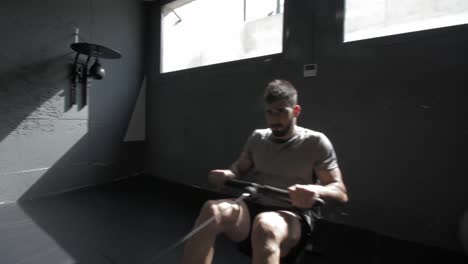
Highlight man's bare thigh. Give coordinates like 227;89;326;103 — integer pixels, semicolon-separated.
276;210;302;257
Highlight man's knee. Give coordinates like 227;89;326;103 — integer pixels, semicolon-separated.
251;211;302;257
200;200;219;218
251;212;284;252
253;212;282;238
199;199;241;228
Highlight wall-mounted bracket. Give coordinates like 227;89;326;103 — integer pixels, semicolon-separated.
68;42;122;111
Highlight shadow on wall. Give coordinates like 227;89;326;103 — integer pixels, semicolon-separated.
0;51;105;202
0;53;75;142
17;131;144;201
0;46;145;202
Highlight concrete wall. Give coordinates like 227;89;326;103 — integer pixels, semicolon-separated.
147;0;468;253
0;0;145;202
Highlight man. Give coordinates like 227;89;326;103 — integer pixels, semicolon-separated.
182;79;348;264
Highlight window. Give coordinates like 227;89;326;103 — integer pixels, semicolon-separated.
161;0;284;73
344;0;468;42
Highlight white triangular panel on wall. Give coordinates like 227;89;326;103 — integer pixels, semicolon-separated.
124;77;146;142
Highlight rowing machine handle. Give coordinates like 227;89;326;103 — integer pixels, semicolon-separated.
225;179;325;206
224;178;254;189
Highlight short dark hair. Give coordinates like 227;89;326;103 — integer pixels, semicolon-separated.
263;79;297;106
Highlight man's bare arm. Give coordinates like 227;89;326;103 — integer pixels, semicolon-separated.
314;167;348;203
288;167;348;208
229;152;253;177
208;152;253;188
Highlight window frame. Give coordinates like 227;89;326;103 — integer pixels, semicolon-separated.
343;22;468;48
342;1;468;46
158;0;288;75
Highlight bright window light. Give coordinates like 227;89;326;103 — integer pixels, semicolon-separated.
344;0;468;42
161;0;284;73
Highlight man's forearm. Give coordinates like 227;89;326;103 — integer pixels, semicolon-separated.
229;152;252;178
315;182;348;203
228;165;240;178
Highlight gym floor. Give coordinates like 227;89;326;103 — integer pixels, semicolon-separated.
1;174;466;264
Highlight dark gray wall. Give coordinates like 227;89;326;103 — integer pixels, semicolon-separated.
312;0;468;254
0;0;145;201
147;0;468;253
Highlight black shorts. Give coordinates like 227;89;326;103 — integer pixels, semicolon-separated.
236;200;320;262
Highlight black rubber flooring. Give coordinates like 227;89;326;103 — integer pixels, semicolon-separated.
1;174;466;264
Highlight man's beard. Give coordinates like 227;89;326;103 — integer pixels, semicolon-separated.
271;120;293;137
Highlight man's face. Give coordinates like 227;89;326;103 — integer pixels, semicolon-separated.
264;99;299;138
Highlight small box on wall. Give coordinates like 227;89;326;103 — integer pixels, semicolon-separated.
303;64;317;77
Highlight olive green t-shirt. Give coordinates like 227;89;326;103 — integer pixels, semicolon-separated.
241;126;338;206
